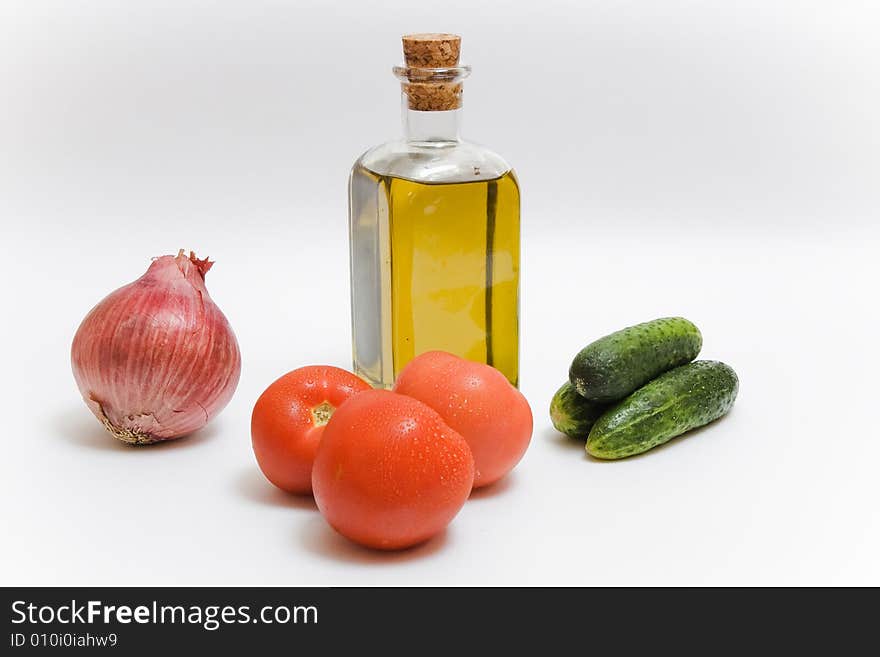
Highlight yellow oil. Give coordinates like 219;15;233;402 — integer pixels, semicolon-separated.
349;164;520;388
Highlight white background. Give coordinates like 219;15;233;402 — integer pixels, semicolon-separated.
2;1;878;585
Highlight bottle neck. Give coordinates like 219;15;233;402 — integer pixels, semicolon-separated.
403;105;462;144
393;64;470;145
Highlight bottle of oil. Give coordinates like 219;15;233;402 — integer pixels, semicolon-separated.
349;33;520;388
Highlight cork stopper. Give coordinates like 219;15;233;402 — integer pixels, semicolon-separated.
402;33;461;68
400;33;464;111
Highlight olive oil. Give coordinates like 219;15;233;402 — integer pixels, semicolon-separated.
348;33;521;388
350;164;520;388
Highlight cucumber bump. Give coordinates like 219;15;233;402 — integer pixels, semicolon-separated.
569;317;702;402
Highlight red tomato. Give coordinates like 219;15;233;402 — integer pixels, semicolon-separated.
251;365;371;494
394;351;533;488
312;389;474;550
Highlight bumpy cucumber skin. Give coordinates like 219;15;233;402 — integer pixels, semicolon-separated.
569;317;702;402
549;382;608;439
586;360;738;460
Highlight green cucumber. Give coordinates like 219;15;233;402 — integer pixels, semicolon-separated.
549;382;609;439
586;360;738;460
569;317;702;402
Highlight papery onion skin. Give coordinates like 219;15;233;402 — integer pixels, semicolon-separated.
71;251;242;445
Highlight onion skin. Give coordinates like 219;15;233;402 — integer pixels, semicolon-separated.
71;251;241;445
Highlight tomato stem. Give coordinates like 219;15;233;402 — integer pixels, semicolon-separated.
311;401;335;426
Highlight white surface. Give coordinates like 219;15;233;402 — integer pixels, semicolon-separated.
2;1;878;586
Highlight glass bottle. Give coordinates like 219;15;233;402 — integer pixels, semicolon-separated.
348;33;520;388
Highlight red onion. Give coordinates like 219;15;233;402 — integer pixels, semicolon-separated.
71;251;241;445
